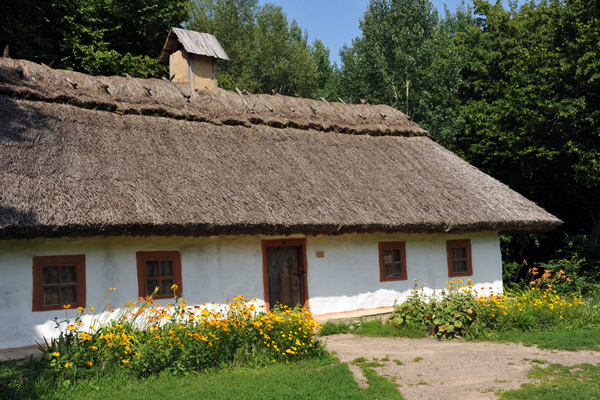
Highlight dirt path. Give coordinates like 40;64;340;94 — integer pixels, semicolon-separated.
322;334;600;399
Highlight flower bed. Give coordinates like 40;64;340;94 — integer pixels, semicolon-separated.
391;269;586;339
42;289;322;376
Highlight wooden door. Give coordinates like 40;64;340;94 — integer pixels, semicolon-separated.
263;239;307;310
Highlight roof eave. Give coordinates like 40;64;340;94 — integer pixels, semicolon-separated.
0;220;563;241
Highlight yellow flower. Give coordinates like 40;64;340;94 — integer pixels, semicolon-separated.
67;324;77;330
121;359;130;364
89;345;98;350
52;352;60;357
86;360;93;366
63;304;71;309
171;284;178;291
64;362;72;368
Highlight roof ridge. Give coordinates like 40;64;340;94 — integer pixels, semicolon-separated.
0;57;430;138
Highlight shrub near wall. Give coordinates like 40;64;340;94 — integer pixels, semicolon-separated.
42;289;323;377
391;273;590;339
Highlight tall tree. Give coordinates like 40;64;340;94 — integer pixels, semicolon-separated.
454;0;600;255
188;0;330;97
337;0;471;143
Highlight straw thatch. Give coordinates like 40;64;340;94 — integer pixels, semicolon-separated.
0;58;561;240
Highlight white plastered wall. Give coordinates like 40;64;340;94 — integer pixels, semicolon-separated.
0;231;502;349
306;231;503;315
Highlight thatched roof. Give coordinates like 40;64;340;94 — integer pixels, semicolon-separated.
0;58;561;240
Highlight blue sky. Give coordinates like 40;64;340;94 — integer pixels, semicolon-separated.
258;0;520;65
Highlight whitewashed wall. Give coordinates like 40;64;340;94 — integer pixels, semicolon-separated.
0;231;502;349
306;231;502;315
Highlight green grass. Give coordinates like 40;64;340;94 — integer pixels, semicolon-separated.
1;353;403;400
319;320;426;338
351;357;404;399
501;363;600;399
321;319;600;352
489;328;600;351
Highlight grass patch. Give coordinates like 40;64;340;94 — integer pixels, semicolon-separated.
322;318;600;351
351;358;405;399
1;353;404;400
490;328;600;351
319;320;426;338
501;363;600;399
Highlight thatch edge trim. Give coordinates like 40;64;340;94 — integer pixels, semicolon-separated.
0;219;562;241
0;83;427;138
0;58;429;138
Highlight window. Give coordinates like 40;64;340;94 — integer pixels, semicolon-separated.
32;254;86;311
446;239;473;277
136;251;182;298
378;241;407;281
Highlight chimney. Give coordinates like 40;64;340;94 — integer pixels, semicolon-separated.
159;28;229;92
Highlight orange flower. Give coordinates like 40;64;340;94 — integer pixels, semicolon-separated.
63;304;71;309
542;270;551;279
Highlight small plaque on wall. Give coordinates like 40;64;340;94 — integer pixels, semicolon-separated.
316;251;325;258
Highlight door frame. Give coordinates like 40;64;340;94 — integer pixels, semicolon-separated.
261;238;309;312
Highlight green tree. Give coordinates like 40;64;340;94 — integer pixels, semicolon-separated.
337;0;471;142
454;0;600;256
188;0;330;97
1;0;190;77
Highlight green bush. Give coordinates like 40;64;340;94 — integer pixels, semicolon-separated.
391;278;478;339
390;274;598;339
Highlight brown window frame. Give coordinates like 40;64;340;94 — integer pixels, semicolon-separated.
136;251;182;299
378;241;408;282
446;239;473;277
32;254;86;312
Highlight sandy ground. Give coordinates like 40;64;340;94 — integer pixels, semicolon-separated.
322;334;600;399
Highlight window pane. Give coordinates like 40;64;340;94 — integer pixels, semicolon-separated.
161;261;173;277
453;260;468;273
385;263;403;278
42;266;59;285
383;249;393;263
146;261;159;277
452;247;467;260
61;286;77;304
161;279;174;295
146;279;160;295
61;266;76;284
383;249;402;263
43;287;59;306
